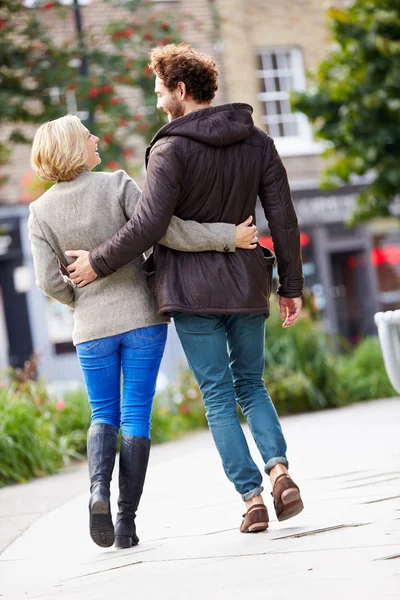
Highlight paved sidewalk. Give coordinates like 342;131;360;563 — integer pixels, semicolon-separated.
0;399;399;600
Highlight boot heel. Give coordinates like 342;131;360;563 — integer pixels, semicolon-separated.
90;514;115;548
91;495;109;515
115;535;134;549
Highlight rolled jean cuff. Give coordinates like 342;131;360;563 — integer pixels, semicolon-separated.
241;485;264;501
264;456;289;475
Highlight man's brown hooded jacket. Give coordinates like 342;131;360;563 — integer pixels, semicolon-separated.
90;103;303;316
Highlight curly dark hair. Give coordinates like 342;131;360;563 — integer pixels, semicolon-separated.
149;43;218;103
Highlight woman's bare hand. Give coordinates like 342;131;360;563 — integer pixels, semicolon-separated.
236;216;258;249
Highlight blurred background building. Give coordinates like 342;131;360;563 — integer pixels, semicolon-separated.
1;0;399;382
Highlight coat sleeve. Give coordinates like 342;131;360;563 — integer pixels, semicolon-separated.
90;142;236;277
116;169;236;255
28;204;75;307
258;138;304;298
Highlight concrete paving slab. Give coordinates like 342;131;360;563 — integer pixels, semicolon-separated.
0;398;399;599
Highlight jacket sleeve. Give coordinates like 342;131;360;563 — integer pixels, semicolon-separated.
28;204;75;307
116;169;236;254
258;138;304;298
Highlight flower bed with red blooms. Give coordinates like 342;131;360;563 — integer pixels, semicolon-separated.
0;359;91;486
2;0;200;190
0;358;208;486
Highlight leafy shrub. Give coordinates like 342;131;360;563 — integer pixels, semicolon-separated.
152;368;207;443
0;385;64;484
0;316;395;487
263;298;344;413
0;360;208;486
337;336;395;403
0;361;91;486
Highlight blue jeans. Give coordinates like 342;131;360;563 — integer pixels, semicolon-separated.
76;325;167;438
173;313;288;500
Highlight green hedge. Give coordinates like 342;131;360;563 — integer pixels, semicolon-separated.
0;364;208;487
0;300;395;486
263;297;395;414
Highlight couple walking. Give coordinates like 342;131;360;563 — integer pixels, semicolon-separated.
29;43;304;549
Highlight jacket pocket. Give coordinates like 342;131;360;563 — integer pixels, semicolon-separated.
260;246;275;298
260;246;276;267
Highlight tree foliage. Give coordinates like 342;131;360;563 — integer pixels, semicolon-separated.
0;0;190;190
292;0;400;223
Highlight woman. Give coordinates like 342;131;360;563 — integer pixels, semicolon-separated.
28;115;258;549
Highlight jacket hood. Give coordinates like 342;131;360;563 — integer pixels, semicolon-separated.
148;103;254;154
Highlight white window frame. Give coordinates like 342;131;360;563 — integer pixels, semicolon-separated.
256;47;323;157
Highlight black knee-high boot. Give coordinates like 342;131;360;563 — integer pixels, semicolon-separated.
87;422;118;548
114;435;151;549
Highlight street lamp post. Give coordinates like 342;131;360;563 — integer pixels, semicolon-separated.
71;0;94;126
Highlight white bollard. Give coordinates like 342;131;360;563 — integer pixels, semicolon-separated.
374;310;400;394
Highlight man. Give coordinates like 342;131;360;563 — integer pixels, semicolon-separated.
68;43;304;532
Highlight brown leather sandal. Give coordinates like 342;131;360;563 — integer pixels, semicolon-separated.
239;503;269;533
272;473;304;522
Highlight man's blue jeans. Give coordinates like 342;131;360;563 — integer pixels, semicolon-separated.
173;313;288;500
76;325;167;438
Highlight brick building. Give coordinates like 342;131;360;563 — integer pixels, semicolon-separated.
1;0;399;378
213;0;400;342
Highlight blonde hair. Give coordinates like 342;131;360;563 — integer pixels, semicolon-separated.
31;115;88;182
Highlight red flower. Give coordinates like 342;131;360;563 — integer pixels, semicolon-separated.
160;21;169;30
0;20;5;30
88;87;100;98
143;66;153;78
67;83;78;91
136;122;150;133
103;134;113;143
179;403;189;414
119;118;128;127
143;33;153;42
110;96;121;105
102;85;112;94
133;113;143;122
124;28;134;38
56;399;65;411
107;160;119;170
43;2;55;8
160;36;172;46
123;148;134;158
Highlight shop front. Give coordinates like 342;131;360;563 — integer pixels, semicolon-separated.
257;185;400;343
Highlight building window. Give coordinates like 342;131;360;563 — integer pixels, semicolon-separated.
256;47;320;156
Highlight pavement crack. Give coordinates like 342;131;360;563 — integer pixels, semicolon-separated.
271;523;369;540
361;495;400;504
341;476;400;490
344;472;400;483
62;560;143;581
62;541;400;581
313;471;368;480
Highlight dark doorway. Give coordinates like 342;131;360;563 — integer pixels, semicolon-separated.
0;216;34;369
0;261;34;368
330;250;375;344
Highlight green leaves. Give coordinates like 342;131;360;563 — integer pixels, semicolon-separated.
292;0;400;222
0;0;189;189
262;296;394;414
